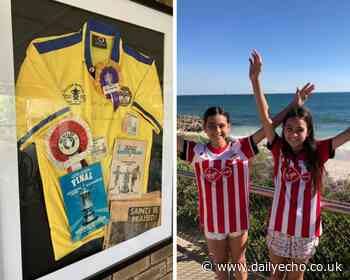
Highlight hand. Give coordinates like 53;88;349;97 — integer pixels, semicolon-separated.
293;83;315;107
249;49;262;81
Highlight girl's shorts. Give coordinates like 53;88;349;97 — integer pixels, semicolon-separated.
266;231;319;263
205;230;247;240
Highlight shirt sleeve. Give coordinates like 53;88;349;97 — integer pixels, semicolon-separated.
266;133;282;159
179;140;196;163
317;138;335;165
16;41;70;150
239;136;259;159
131;60;163;134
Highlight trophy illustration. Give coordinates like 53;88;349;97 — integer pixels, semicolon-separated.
80;187;97;225
120;168;131;193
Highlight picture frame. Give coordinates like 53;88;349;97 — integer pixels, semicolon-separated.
0;0;173;279
129;0;173;15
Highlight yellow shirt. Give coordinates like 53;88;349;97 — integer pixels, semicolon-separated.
16;20;163;260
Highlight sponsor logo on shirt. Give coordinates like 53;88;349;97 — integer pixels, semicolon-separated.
204;166;232;182
283;165;311;183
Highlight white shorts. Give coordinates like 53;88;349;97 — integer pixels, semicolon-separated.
205;230;247;240
267;231;319;262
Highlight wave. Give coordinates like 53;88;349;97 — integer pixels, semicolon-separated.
316;115;350;124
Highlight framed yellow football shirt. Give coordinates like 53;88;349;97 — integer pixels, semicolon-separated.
16;20;163;260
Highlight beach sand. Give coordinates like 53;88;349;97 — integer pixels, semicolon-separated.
325;159;350;181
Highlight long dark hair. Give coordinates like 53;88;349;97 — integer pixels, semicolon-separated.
282;106;321;193
203;107;230;126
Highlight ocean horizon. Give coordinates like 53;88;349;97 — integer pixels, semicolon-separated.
178;91;350;96
178;92;350;159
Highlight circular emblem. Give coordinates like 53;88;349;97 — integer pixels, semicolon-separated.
58;131;80;156
46;118;92;169
63;83;85;105
119;86;132;106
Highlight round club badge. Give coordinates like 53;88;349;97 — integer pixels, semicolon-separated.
46;118;92;170
119;86;132;106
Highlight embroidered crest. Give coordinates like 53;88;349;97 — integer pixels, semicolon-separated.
63;83;86;105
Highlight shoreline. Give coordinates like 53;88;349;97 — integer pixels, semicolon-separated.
325;159;350;181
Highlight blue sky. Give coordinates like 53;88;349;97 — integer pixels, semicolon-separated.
178;0;350;95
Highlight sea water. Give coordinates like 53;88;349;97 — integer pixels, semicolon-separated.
178;92;350;160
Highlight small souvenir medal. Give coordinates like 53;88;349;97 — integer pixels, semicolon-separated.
46;117;92;170
94;60;132;110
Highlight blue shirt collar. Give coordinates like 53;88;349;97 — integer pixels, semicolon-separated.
84;19;121;75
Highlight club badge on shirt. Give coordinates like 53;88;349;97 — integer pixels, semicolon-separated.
94;60;132;111
45;117;92;170
63;83;86;105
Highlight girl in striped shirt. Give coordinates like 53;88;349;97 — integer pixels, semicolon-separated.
178;87;313;279
250;49;350;280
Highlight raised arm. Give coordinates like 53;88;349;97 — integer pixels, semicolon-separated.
251;83;315;144
331;127;350;150
249;50;275;144
249;50;314;144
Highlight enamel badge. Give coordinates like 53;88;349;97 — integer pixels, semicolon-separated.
46;117;92;170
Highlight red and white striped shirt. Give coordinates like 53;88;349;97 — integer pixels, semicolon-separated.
267;135;334;238
180;137;258;234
